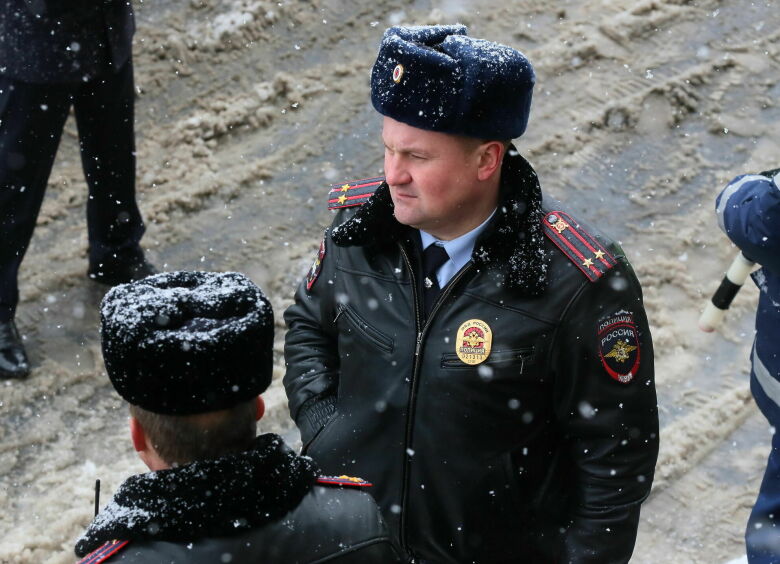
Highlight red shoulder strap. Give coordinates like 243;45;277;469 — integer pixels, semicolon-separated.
541;211;617;282
317;475;373;488
77;540;130;564
327;177;384;210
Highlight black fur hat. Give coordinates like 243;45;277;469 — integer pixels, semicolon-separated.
100;271;273;415
371;24;535;139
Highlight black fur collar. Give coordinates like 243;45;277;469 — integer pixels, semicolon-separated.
331;148;548;296
75;433;318;557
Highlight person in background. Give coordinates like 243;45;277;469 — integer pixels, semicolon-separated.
717;167;780;563
284;24;659;563
75;270;400;563
0;0;154;380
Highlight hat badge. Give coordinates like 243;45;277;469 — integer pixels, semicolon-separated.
392;64;404;83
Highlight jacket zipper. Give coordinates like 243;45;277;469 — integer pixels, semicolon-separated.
398;244;420;557
398;241;473;555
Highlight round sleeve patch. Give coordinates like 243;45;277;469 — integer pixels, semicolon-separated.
597;311;640;384
306;235;327;292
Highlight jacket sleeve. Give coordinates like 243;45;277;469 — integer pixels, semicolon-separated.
716;170;780;272
550;260;659;563
283;226;341;445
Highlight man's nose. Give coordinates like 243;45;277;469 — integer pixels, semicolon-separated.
384;155;411;186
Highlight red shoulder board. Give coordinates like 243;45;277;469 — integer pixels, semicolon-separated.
542;211;617;282
77;540;130;564
317;475;373;488
327;177;384;210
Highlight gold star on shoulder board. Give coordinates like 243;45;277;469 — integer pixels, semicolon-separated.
594;250;605;260
340;184;350;192
337;194;347;205
582;258;594;267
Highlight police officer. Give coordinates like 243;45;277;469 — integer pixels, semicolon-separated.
284;25;659;563
0;1;154;380
75;271;401;563
717;168;780;562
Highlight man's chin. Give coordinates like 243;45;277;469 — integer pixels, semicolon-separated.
394;217;415;228
391;205;418;227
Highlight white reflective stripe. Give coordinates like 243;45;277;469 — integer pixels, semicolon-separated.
716;175;765;232
753;342;780;409
773;171;780;190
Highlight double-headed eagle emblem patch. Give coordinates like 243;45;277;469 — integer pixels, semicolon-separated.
597;311;641;384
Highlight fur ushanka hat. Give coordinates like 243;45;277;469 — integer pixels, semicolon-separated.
371;24;535;139
100;271;273;415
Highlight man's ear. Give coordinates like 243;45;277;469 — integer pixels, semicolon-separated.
476;141;505;182
255;395;265;421
129;417;147;453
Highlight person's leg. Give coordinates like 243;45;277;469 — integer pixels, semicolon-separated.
0;78;72;320
747;430;780;563
0;77;72;377
73;59;151;283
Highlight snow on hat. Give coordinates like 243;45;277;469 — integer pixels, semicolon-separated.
100;271;273;415
371;24;535;139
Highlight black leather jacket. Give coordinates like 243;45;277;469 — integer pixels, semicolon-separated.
284;151;659;563
75;434;401;563
0;0;134;83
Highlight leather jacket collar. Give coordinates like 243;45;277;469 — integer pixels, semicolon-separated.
331;147;548;296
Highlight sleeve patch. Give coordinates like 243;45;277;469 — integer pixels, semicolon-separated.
597;311;640;384
306;234;327;291
542;211;617;282
77;540;130;564
327;177;385;210
317;475;373;488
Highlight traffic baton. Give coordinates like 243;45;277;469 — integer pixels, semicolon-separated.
699;252;756;332
95;479;100;517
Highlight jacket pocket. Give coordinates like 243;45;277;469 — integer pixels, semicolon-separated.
302;412;339;455
334;304;394;354
441;347;535;371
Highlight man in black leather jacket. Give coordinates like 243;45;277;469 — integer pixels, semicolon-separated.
284;25;659;563
75;271;400;563
0;0;153;379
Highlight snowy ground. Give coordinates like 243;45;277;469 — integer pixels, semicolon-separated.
1;0;779;562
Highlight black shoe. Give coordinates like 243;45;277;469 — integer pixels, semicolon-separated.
88;257;158;286
0;320;30;379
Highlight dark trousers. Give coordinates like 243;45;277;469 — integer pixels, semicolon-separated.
0;61;145;321
748;428;780;563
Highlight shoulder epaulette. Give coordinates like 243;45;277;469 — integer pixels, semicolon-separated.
77;540;130;564
317;474;373;488
327;177;384;210
541;210;618;282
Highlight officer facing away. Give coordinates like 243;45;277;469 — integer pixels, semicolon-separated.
717;168;780;563
75;271;400;563
284;25;659;563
